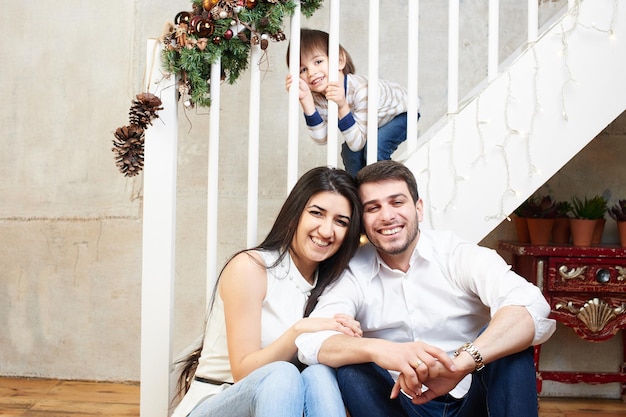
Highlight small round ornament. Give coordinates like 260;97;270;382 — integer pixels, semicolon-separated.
246;0;258;9
223;29;233;40
189;15;204;32
203;0;219;11
195;19;214;37
174;11;191;25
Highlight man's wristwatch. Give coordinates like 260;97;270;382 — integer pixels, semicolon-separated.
454;341;485;372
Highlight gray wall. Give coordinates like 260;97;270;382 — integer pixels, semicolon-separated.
2;0;623;399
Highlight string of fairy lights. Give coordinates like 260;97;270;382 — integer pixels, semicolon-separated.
413;0;620;237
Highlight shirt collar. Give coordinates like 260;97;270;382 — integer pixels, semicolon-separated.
270;250;317;295
414;228;434;262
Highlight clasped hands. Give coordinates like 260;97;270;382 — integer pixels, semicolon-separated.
383;341;474;405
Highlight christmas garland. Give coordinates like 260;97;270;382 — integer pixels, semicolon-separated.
113;0;323;177
162;0;323;108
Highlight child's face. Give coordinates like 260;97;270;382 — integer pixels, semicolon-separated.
299;49;331;94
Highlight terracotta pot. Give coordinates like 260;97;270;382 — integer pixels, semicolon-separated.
591;218;606;245
526;218;554;246
617;221;626;248
569;218;596;247
513;215;530;243
552;217;571;244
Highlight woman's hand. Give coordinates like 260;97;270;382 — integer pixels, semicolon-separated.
293;316;362;337
333;313;362;337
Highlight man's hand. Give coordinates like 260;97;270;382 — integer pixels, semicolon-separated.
368;340;456;399
391;350;476;404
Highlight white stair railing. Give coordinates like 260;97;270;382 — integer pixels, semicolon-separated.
140;39;178;417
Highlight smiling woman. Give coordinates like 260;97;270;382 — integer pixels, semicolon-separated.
289;191;353;282
169;166;363;417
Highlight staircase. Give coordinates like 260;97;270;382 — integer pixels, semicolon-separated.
405;0;626;242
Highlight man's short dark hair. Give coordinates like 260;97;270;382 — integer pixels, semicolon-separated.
355;161;419;203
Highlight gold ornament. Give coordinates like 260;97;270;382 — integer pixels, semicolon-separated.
203;0;219;11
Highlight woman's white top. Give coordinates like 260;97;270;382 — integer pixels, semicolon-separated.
171;249;316;417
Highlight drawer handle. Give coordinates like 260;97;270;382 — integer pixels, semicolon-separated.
595;268;610;283
558;265;587;281
555;298;626;333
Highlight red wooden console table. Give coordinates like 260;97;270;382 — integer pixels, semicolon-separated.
498;241;626;399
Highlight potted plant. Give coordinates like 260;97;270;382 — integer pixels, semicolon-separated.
512;205;531;243
552;200;572;244
569;195;608;246
608;199;626;247
515;195;559;245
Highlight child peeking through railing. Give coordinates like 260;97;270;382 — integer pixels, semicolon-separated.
286;28;419;177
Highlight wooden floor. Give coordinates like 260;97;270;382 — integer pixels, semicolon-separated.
0;377;624;416
0;377;139;417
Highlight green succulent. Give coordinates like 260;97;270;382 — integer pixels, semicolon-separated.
570;195;607;220
555;200;572;218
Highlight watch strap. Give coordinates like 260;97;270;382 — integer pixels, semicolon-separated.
454;341;485;372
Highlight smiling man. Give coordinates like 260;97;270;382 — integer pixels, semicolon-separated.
295;160;556;417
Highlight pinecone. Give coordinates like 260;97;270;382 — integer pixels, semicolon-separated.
209;0;238;20
112;125;145;177
129;93;163;129
192;2;203;15
237;31;249;43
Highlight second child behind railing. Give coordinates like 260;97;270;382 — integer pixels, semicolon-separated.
286;28;419;177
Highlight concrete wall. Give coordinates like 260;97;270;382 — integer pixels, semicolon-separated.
2;0;623;399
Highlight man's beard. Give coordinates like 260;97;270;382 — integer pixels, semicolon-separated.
367;217;420;255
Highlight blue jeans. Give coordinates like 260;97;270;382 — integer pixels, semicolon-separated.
341;112;409;177
188;362;345;417
336;346;537;417
188;362;302;417
302;364;346;417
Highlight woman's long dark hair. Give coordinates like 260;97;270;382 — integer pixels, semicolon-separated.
173;166;361;401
